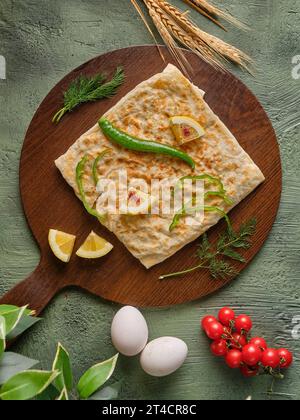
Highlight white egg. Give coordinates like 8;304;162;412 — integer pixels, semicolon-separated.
111;306;148;356
140;337;188;377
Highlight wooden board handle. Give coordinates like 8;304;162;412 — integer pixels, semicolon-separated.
0;263;60;316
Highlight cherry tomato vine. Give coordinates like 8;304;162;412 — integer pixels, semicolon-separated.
201;307;293;386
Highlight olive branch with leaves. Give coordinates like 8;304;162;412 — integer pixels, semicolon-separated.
0;305;119;401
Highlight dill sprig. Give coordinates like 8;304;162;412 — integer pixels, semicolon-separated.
52;67;125;123
159;218;257;280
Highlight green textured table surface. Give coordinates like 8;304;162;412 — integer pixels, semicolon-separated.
0;0;299;400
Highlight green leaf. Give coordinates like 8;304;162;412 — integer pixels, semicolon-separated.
0;305;34;317
238;218;257;237
52;343;73;391
209;259;237;280
221;247;246;262
0;352;39;384
0;370;59;401
88;382;121;400
197;234;213;259
216;235;226;251
0;316;6;358
201;234;211;252
77;354;118;400
56;387;69;400
6;315;41;340
0;306;28;334
230;240;251;249
36;384;60;401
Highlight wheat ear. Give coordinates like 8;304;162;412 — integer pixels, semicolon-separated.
144;0;192;76
157;0;252;72
184;0;248;30
148;1;224;70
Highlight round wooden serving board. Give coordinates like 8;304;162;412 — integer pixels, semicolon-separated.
0;46;281;313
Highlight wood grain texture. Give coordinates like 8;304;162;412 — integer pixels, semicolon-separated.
0;46;281;310
0;0;299;400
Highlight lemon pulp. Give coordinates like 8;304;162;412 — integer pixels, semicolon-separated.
170;116;205;145
48;229;76;263
76;231;113;259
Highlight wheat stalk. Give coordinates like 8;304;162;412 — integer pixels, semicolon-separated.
160;1;252;70
146;0;223;70
146;3;192;76
158;1;222;60
149;0;252;72
182;0;226;30
184;0;248;30
130;0;252;74
130;0;165;61
195;30;253;71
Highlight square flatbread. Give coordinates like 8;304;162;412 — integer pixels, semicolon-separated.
55;64;265;268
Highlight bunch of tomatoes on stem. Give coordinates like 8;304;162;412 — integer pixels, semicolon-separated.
202;307;293;378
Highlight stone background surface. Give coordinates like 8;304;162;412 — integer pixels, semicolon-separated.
0;0;299;400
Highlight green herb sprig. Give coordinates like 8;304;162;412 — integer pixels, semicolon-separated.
160;218;257;280
53;67;125;123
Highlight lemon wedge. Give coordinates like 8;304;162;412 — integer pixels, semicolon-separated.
48;229;76;263
170;116;205;145
76;231;113;259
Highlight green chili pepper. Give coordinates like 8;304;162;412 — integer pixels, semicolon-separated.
169;207;188;232
175;174;226;194
172;174;232;203
76;155;104;220
169;201;232;232
203;206;233;232
169;195;197;232
92;149;111;186
169;172;233;231
205;191;233;206
99;117;195;169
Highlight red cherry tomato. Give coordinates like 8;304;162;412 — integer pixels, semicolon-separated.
201;315;217;331
235;315;253;333
261;349;280;369
242;344;262;366
211;339;228;357
218;307;235;327
231;332;248;349
205;321;224;340
277;348;293;369
249;337;268;351
225;349;243;369
240;365;259;377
